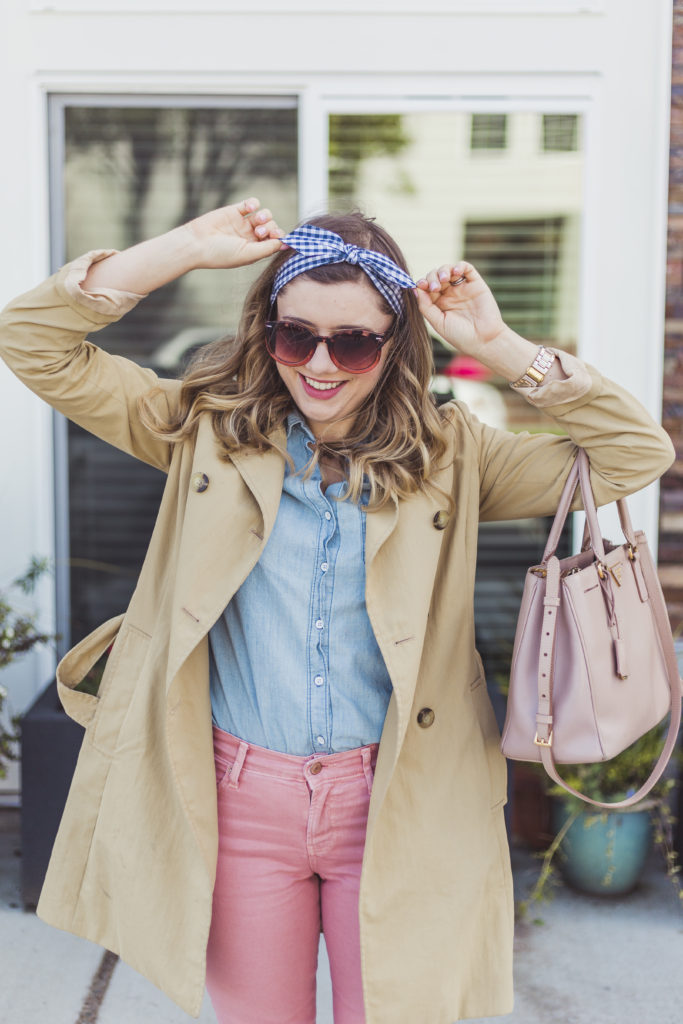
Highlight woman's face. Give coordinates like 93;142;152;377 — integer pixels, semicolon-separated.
273;276;394;442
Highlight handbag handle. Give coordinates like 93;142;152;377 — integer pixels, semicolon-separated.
542;449;637;563
534;450;682;809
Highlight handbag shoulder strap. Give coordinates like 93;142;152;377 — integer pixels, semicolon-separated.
536;548;682;809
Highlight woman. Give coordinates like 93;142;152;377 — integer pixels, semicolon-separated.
0;199;673;1024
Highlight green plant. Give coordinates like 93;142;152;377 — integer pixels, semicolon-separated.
519;723;682;913
0;558;52;778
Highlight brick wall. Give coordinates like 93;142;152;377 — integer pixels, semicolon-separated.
660;0;683;632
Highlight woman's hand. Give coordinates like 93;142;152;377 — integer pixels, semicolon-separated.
184;197;284;269
82;197;284;296
414;260;560;384
414;262;506;355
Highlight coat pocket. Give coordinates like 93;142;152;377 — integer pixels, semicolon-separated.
88;621;152;754
56;613;125;728
470;674;508;810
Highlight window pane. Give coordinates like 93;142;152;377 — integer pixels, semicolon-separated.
542;113;579;152
54;99;298;642
463;218;563;340
470;113;508;151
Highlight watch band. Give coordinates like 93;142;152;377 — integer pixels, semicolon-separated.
509;346;556;389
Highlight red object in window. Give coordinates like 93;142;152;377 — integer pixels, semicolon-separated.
443;355;492;380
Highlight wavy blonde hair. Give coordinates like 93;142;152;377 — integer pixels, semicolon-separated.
139;211;452;510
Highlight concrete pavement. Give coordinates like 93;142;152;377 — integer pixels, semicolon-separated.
1;806;682;1024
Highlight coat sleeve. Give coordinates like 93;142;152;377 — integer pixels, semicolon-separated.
446;351;675;521
0;253;180;473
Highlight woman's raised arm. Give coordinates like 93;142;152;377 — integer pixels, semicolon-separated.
83;198;284;295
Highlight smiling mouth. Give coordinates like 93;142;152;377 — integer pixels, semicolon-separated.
301;374;345;392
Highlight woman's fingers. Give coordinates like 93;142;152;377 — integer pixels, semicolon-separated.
237;197;261;217
237;201;284;242
414;285;439;318
415;262;475;294
254;213;283;241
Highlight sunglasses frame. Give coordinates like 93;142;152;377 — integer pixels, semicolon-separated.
264;319;390;374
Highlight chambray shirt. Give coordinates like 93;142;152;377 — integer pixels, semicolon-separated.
208;414;393;755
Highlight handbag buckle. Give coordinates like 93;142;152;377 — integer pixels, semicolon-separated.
534;731;553;748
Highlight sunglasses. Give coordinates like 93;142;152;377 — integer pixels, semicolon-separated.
264;320;390;374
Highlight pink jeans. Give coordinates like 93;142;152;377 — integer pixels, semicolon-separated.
206;726;377;1024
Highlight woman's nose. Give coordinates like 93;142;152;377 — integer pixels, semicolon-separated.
304;339;339;375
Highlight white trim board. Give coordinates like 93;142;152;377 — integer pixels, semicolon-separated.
30;2;606;14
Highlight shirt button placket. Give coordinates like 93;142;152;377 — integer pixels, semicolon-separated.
311;499;333;755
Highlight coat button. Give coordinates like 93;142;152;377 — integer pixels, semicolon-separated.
433;510;449;530
191;472;209;493
417;707;435;728
309;761;323;775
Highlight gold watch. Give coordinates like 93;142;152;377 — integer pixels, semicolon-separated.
509;346;556;389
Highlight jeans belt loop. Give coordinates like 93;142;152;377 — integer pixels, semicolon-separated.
361;747;374;795
228;740;249;789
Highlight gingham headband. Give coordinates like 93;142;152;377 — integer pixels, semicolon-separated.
270;224;416;315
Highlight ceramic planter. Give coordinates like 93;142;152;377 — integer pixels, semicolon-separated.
552;800;653;896
21;680;82;908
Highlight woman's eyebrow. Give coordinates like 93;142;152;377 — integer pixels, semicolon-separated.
281;315;379;331
281;315;315;326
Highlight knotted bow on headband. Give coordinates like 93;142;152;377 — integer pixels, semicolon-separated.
270;224;416;314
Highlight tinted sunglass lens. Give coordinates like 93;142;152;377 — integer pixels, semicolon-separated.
333;332;381;372
272;324;316;365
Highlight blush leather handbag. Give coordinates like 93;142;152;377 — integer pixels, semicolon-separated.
501;448;682;808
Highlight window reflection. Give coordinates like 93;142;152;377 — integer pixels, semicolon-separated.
56;99;299;641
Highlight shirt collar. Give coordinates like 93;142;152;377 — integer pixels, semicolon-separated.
286;411;315;442
284;412;370;502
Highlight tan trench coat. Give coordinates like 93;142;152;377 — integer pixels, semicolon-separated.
0;257;674;1023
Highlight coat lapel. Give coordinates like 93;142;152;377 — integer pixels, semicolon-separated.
167;421;286;684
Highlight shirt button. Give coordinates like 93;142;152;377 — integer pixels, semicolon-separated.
314;675;324;686
316;735;325;746
321;562;329;572
315;619;324;630
324;511;332;521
